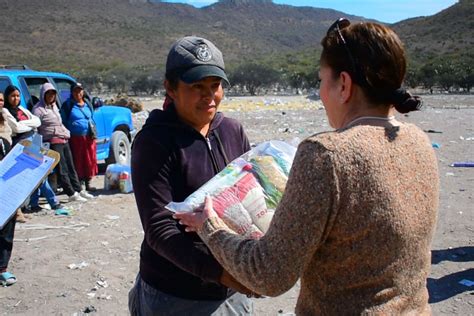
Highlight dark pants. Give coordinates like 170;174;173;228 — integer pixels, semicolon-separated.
50;143;82;196
129;274;253;316
0;216;16;271
0;139;15;272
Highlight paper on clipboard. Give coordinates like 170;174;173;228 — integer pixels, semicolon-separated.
0;135;59;228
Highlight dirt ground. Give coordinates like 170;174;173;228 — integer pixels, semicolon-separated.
1;95;473;315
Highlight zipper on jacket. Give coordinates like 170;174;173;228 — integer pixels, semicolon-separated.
206;136;220;174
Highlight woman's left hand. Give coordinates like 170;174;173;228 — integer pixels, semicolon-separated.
173;195;218;233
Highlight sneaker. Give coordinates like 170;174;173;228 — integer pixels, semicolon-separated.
51;203;65;210
68;192;87;202
79;190;94;199
0;271;17;286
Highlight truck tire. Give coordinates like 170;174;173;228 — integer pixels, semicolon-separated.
106;130;131;166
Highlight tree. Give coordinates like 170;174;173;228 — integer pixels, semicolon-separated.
77;73;103;93
405;64;421;89
103;66;139;93
434;58;457;92
453;56;473;92
131;74;152;95
228;63;280;95
418;63;437;90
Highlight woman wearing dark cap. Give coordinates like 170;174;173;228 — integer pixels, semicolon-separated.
175;21;439;314
61;83;98;193
129;36;253;315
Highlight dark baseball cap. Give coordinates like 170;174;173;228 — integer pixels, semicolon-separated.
166;36;229;85
71;82;84;92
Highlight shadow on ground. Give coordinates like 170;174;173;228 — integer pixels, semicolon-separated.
428;247;474;303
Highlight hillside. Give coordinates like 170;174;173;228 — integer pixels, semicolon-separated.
0;0;366;73
393;0;473;63
0;0;469;85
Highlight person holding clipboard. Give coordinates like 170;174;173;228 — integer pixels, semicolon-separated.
0;91;17;286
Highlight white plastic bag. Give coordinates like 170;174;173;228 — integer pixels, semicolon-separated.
166;140;297;236
104;164;131;191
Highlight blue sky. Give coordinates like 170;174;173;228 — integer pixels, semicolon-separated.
160;0;458;23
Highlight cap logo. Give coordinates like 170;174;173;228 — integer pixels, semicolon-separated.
195;44;212;62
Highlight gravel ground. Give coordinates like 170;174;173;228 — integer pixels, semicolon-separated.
1;94;472;315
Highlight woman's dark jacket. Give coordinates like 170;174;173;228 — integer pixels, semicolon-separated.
131;104;250;300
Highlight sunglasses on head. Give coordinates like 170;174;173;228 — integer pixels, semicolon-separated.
327;18;366;86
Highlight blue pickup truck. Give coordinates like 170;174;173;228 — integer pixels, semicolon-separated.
0;66;136;165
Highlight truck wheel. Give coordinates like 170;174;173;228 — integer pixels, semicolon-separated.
106;130;131;166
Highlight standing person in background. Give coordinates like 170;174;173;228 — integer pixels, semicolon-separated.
0;92;17;286
3;85;40;145
129;36;254;315
33;83;91;203
2;85;65;213
175;21;439;315
0;92;11;159
61;83;97;193
3;85;41;222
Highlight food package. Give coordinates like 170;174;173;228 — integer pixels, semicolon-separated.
166;140;297;236
104;164;131;190
119;171;133;193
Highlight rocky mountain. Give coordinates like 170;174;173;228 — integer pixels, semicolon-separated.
0;0;365;72
0;0;469;74
393;0;473;63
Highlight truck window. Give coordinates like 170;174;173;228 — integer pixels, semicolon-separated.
19;77;49;110
52;78;75;105
0;77;12;94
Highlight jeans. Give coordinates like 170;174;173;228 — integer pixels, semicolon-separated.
50;143;82;196
0;216;16;271
30;180;58;208
128;274;253;316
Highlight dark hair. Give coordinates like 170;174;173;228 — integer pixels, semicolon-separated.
163;71;181;108
4;85;21;120
321;22;421;113
165;71;180;90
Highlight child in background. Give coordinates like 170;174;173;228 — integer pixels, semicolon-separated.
28;180;66;212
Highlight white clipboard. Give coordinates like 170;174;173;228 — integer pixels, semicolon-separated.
0;134;59;228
